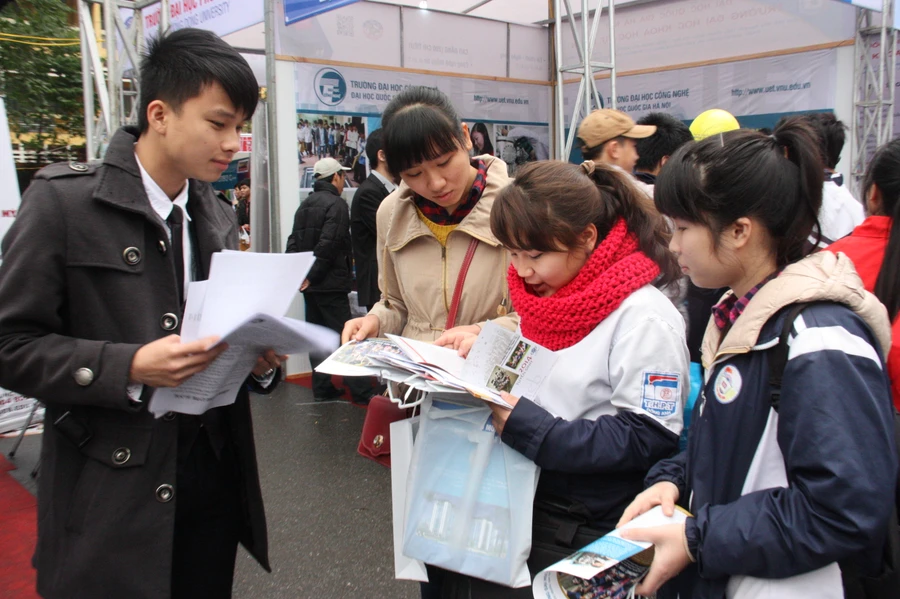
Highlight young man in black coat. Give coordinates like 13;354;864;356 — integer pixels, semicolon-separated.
286;158;372;402
350;128;396;312
0;29;283;599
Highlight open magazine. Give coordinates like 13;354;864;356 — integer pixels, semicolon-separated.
533;506;690;599
315;321;558;408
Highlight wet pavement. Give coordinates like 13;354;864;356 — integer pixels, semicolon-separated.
0;381;420;599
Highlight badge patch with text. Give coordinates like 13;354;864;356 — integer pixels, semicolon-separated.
641;372;680;418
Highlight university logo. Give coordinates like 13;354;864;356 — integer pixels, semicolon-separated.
314;68;347;106
641;372;680;418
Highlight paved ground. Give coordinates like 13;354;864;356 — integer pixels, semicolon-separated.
0;381;420;599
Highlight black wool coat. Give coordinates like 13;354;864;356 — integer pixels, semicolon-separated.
350;173;390;307
0;127;270;599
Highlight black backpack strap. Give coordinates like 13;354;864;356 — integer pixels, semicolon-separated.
768;302;811;412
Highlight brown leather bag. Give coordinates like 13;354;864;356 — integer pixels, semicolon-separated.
356;238;480;467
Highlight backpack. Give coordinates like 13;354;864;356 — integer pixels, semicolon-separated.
769;303;900;599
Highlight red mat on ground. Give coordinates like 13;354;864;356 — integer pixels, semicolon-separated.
0;454;39;599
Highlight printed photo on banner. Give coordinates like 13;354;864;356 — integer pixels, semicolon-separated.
494;124;549;176
296;113;369;186
468;122;495;157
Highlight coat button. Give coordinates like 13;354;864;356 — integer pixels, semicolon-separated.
74;367;94;386
162;411;176;421
158;239;167;254
160;313;179;331
68;161;88;172
373;434;384;448
122;247;141;266
112;447;131;465
156;484;174;503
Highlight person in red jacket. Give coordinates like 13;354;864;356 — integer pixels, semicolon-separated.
828;138;900;409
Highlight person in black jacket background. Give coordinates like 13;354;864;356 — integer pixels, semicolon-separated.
350;129;396;312
287;158;371;401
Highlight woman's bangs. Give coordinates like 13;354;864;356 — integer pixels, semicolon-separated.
385;107;463;174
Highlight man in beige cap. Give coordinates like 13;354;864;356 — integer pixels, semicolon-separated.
577;108;656;175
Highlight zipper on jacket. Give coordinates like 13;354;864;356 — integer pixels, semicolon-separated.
441;245;450;313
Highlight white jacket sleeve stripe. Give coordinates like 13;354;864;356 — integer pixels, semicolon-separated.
788;325;883;369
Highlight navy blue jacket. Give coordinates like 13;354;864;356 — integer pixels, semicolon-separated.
647;301;897;598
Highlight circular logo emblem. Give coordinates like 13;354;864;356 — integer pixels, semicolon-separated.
314;68;347;106
714;365;742;404
363;20;383;40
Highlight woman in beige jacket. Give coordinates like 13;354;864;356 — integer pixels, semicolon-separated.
342;87;517;344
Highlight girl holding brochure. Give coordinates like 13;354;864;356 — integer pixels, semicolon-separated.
439;160;689;596
338;86;517;599
341;87;517;346
616;118;897;598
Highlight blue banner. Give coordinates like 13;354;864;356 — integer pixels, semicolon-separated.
284;0;360;25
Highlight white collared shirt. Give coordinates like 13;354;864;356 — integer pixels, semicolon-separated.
371;169;397;193
134;153;193;290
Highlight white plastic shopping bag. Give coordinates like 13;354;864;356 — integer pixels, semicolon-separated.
402;397;539;588
390;415;429;581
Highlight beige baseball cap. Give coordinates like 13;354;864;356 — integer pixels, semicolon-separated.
313;157;351;179
577;109;657;150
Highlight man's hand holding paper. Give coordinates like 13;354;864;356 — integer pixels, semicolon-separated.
147;251;339;417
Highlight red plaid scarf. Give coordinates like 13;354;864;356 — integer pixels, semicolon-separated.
508;219;661;351
413;159;488;226
712;270;780;331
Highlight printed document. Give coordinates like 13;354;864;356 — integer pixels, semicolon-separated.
316;322;557;408
149;251;339;416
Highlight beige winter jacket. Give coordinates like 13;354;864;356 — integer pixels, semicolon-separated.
368;155;518;341
700;251;892;370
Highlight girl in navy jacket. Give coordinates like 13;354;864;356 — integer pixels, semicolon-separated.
617;117;897;599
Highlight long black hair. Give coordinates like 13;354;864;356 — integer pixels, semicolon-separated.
864;138;900;320
655;116;824;267
471;122;494;156
380;87;469;175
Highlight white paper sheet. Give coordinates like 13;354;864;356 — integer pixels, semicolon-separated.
198;251;316;339
146;250;335;418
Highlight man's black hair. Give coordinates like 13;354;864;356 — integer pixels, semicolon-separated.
634;112;693;173
138;28;259;133
365;129;385;170
807;112;846;170
235;178;251;189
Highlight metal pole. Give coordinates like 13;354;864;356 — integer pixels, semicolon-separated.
608;0;616;109
160;0;169;32
581;0;591;115
554;0;566;159
79;5;96;160
264;0;281;253
104;0;118;131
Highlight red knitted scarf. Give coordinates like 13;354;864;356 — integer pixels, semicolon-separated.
508;219;660;351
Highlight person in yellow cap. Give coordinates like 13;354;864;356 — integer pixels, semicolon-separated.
689;108;740;140
577;108;657;175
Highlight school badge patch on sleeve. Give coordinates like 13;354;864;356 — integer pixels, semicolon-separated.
641;372;680;418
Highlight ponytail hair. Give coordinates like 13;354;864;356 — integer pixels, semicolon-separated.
655;115;824;267
490;160;680;286
864;138;900;320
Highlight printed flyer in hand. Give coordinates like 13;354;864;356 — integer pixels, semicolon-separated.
533;506;689;599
